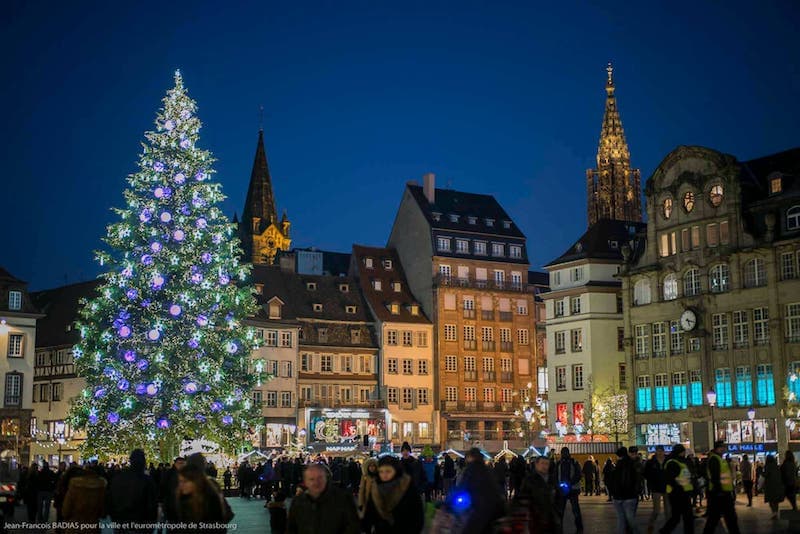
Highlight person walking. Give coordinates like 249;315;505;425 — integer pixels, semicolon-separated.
781;450;799;512
582;456;597;497
739;454;753;507
223;467;232;491
493;456;509;498
763;455;784;520
106;449;158;533
610;446;641;534
513;455;561;534
160;456;186;525
603;458;615;502
61;465;107;534
645;445;669;534
701;441;740;534
449;447;505;534
175;464;226;534
357;457;379;521
35;461;57;522
443;454;456;497
363;455;424;534
287;463;360;534
23;464;39;522
659;444;694;534
400;442;427;500
553;447;583;533
754;460;764;496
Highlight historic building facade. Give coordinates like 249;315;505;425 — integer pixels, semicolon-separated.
389;174;538;450
622;145;800;455
239;129;291;264
586;64;642;225
351;245;436;448
0;268;40;465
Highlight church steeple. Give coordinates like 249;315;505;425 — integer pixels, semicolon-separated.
240;129;291;264
586;63;642;226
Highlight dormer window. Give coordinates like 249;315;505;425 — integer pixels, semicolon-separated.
410;305;419;316
393;282;401;292
432;212;442;222
502;220;512;229
771;177;783;194
383;259;393;270
372;280;382;291
365;258;374;269
339;283;349;293
437;237;451;252
346;305;357;314
468;216;477;225
389;303;400;315
268;297;284;319
449;214;459;222
313;303;323;312
351;330;361;344
306;282;317;291
254;284;264;295
509;245;522;259
8;290;22;311
485;218;495;227
318;328;327;343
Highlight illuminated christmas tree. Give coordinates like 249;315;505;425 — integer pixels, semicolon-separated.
70;71;263;460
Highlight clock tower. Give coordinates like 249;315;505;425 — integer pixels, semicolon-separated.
239;129;291;264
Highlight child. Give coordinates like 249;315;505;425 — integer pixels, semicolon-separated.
266;491;287;534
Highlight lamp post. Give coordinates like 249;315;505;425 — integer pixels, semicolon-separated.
706;390;717;445
523;407;533;447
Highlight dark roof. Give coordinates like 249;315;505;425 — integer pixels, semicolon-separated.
31;280;100;348
240;130;278;259
351;245;431;324
322;251;352;277
407;184;525;238
527;271;549;287
546;219;646;267
741;147;800;204
251;265;372;323
0;267;26;285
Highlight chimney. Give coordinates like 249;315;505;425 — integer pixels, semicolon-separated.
423;173;435;204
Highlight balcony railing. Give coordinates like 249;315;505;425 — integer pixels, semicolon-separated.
463;309;476;319
440;401;514;413
483;371;496;382
635;352;649;360
555;348;565;355
755;337;770;346
464;340;477;350
4;396;20;407
500;341;513;352
499;311;513;322
464;370;477;381
482;341;496;351
298;399;386;409
434;275;525;293
35;364;76;378
653;351;667;358
501;371;513;383
481;311;494;320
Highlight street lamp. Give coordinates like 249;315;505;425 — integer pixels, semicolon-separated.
706;390;717;444
747;407;756;421
523;407;534;446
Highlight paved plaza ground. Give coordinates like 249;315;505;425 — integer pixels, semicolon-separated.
4;491;797;533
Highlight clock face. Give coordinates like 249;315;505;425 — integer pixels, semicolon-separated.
680;309;697;331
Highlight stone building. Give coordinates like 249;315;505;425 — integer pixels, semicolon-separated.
0;268;41;465
238;129;291;264
388;173;538;451
29;281;98;464
622;145;800;455
351;245;436;448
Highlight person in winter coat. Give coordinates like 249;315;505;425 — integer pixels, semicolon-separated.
287;463;360;534
493;457;509;497
702;440;740;534
553;447;583;533
267;490;288;534
781;450;798;512
160;456;186;524
611;446;641;534
399;442;426;496
61;466;107;534
23;464;39;522
509;455;527;498
763;454;785;519
363;455;423;534
659;444;694;534
740;454;754;507
223;467;232;490
603;459;615;501
358;457;379;517
582;456;597;497
176;464;226;534
449;448;505;534
106;449;158;531
443;455;457;496
644;445;669;534
513;455;561;534
35;461;57;521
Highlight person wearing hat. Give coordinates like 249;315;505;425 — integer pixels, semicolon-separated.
702;440;740;534
362;455;423;534
553;446;583;534
660;444;695;534
399;442;427;498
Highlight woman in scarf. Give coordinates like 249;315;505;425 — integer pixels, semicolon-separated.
358;458;379;516
364;455;424;534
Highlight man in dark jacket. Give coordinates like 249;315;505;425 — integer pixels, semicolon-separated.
106;449;158;533
645;445;669;534
160;456;185;524
582;457;597;497
451;448;505;534
443;455;457;496
400;441;426;495
552;447;583;534
287;463;359;534
611;446;641;534
660;444;695;534
513;455;560;533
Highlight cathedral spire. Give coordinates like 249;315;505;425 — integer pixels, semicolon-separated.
242;129;278;230
586;63;642;226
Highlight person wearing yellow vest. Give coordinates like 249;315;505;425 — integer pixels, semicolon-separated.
659;444;695;534
701;440;741;534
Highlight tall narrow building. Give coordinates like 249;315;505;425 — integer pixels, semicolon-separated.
586;63;642;225
240;129;291;264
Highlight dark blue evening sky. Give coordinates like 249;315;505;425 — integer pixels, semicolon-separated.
2;1;799;290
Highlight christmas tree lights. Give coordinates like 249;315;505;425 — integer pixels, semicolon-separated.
70;71;263;461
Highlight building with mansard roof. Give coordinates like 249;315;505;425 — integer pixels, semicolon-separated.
621;145;800;456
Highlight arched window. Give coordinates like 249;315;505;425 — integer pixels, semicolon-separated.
709;264;730;293
743;258;766;288
663;274;678;301
634;279;652;306
683;191;695;213
662;198;673;220
683;269;701;297
788;206;800;231
709;184;724;207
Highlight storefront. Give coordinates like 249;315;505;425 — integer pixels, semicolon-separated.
716;418;778;460
305;407;390;446
638;423;692;453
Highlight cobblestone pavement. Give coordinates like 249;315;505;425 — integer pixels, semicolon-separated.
227;496;271;533
559;493;793;534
